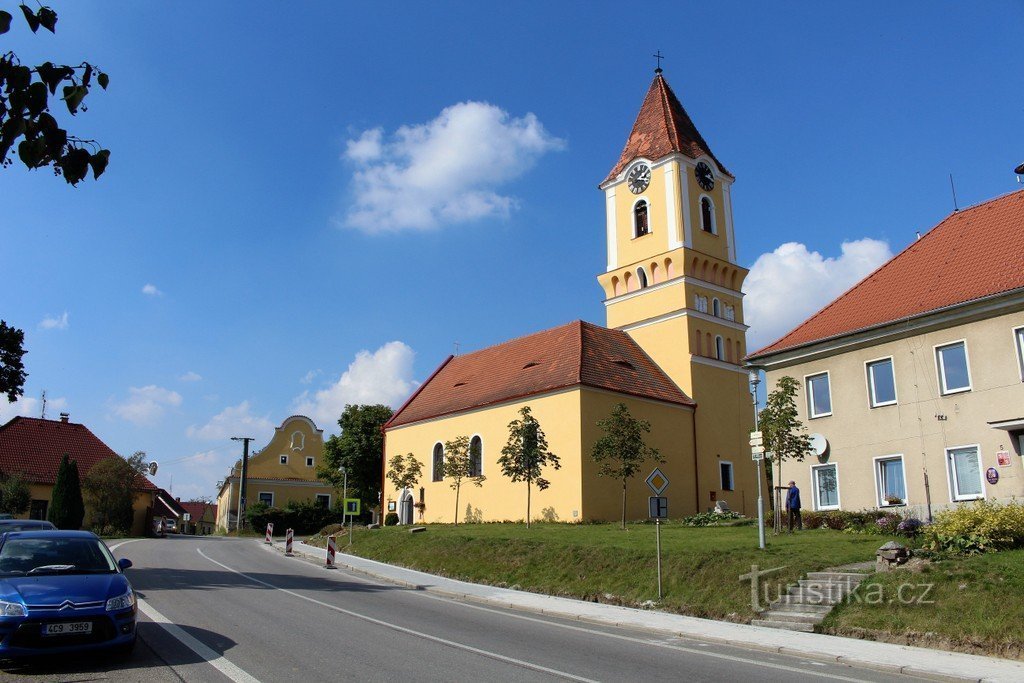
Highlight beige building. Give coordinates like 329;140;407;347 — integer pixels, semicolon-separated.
747;190;1024;517
216;415;335;531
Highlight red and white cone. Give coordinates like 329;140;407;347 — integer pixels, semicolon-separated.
264;522;274;545
325;535;336;568
285;528;294;556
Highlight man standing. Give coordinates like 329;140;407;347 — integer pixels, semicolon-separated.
786;480;802;532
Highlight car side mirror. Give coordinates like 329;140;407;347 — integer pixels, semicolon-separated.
118;558;133;571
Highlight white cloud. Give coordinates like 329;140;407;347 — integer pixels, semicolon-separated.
0;395;68;424
111;385;183;425
341;101;565;233
293;341;417;427
299;369;321;385
39;312;69;330
179;371;203;382
187;400;274;441
142;283;163;296
744;238;893;350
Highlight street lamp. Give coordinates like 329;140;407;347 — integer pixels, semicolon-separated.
749;370;766;550
339;465;352;547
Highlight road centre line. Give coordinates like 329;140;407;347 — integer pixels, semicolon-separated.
197;547;597;683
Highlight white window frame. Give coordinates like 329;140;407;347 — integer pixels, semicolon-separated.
1014;326;1024;382
804;371;833;419
865;356;898;408
935;339;972;395
945;444;985;502
315;493;331;508
305;456;315;467
632;197;651;238
698;194;717;234
258;491;274;506
719;460;734;491
810;463;841;511
279;455;288;465
873;454;907;507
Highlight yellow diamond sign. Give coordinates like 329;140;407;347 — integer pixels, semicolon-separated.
645;468;669;495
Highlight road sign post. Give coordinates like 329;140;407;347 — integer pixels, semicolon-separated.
750;431;766;550
646;469;670;600
344;498;360;547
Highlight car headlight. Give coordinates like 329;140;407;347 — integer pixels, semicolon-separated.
0;600;27;617
106;590;135;612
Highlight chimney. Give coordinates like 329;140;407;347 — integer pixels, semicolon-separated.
176;497;181;503
59;413;70;423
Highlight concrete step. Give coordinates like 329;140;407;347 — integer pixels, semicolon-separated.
772;593;842;607
763;611;825;624
806;571;868;583
797;579;857;590
785;588;846;603
766;601;832;615
751;619;815;632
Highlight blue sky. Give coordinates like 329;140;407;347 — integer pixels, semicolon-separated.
2;2;1022;500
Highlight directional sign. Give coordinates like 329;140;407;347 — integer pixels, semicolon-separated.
344;498;361;515
649;496;668;519
645;468;669;495
751;445;765;455
749;431;763;447
752;450;764;461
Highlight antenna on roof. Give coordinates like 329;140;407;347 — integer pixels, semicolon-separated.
949;173;959;212
39;390;47;419
453;342;461;356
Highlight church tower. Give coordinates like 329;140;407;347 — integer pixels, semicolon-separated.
597;71;756;513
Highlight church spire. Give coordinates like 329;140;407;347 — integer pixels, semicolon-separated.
603;74;731;185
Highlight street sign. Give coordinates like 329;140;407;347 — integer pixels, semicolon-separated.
344;498;361;515
645;468;669;495
649;496;668;519
752;450;764;461
749;431;763;447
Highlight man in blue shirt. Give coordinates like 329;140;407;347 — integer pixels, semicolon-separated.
786;480;802;532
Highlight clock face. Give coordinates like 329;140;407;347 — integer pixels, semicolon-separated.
627;163;651;194
695;161;714;191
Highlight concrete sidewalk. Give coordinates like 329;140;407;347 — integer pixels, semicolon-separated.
263;538;1024;682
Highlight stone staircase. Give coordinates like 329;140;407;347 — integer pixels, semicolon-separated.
751;571;867;632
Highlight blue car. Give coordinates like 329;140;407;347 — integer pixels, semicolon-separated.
0;530;136;658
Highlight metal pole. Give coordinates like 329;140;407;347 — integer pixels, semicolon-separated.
341;467;349;546
655;518;663;600
231;437;254;532
750;377;766;550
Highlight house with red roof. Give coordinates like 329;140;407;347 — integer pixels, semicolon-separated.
747;189;1024;516
383;72;763;524
0;413;158;535
180;500;217;535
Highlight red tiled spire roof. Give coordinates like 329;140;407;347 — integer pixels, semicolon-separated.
0;416;157;489
603;74;731;185
386;320;694;429
749;189;1024;359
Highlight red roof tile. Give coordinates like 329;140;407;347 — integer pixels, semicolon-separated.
0;416;157;490
749;189;1024;359
180;501;217;519
603;74;731;185
386;320;694;429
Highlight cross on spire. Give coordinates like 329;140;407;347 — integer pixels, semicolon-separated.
653;50;665;74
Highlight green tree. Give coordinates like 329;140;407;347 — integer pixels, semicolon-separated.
442;435;485;526
0;320;27;403
318;404;393;518
0;472;30;515
590;403;663;529
47;453;83;528
83;451;146;534
498;406;560;529
0;4;111;184
758;376;812;531
385;452;423;493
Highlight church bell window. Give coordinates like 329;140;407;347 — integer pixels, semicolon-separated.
634;200;649;237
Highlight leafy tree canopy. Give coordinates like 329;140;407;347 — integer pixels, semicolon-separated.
498;406;560;528
83;451;146;534
0;320;27;403
442;435;485;525
318;404;393;513
0;471;30;515
590;402;663;529
385;452;423;493
1;3;110;184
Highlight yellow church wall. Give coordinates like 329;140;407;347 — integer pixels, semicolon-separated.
621;318;694;395
384;390;584;524
613;161;673;268
687;175;730;263
578;390;697;520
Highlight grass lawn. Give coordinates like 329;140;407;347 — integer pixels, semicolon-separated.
823;549;1024;659
310;523;895;622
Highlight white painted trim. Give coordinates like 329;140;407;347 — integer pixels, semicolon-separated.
723;181;736;263
603;274;745;307
431;442;444;482
680;162;693;248
810;463;841;511
290;431;305;451
663;164;682;250
864;355;898;408
934;339;973;395
223;476;330;489
630;196;652;239
691;355;749;375
945;443;986;502
305;456;315;467
1014;325;1024;382
804;371;833;419
616;306;749;334
719;460;734;491
258;491;275;507
605;187;617;271
278;415;323;435
872;454;908;507
698;193;718;235
279;454;288;465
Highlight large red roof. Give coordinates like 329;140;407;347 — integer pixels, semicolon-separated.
603;73;730;185
0;416;157;489
386;320;694;429
749;189;1024;359
180;501;217;520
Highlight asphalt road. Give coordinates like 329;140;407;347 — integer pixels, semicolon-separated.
0;536;936;682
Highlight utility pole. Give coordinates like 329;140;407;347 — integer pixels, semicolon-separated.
231;437;254;532
749;371;766;550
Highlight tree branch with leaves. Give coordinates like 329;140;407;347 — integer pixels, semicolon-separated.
757;375;812;531
442;435;485;526
498;406;559;528
0;320;27;403
590;402;663;529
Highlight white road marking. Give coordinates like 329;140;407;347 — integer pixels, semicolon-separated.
198;547;597;683
135;598;261;683
107;539;144;551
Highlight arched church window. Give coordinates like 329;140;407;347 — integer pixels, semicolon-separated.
715;336;725;360
694;329;703;356
432;443;444;482
469;436;483;477
701;197;716;234
712;298;721;317
637;267;649;289
634;200;649;237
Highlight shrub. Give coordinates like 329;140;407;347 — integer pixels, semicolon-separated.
802;511;825;529
680;510;743;527
896;517;923;537
924;500;1024;554
384;512;399;526
246;499;342;535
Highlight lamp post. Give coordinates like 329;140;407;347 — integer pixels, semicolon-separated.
339;466;349;545
749;370;766;550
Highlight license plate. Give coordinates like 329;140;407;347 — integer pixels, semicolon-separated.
43;621;92;636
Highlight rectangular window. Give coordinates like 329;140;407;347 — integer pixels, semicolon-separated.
936;341;971;394
258;492;274;506
867;358;897;407
947;445;984;501
719;462;734;491
875;456;906;506
315;494;331;508
806;372;832;418
29;499;47;521
279;455;288;465
812;464;840;510
1015;327;1024;382
306;456;314;467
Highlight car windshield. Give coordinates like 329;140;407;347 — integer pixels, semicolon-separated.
0;538;117;576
